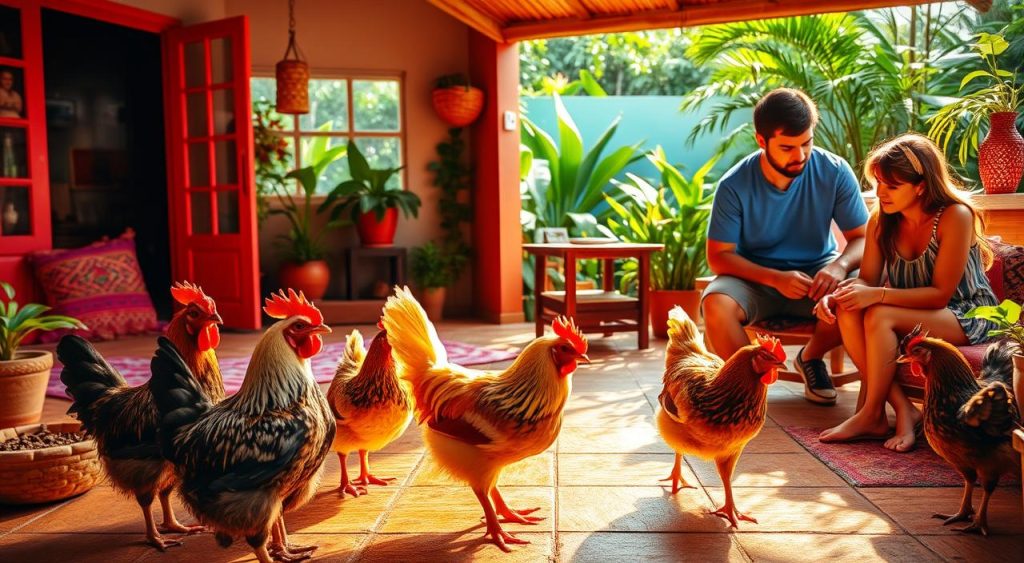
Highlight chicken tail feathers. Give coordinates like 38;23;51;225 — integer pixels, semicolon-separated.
335;330;365;375
57;335;127;433
381;286;448;379
666;306;711;358
958;381;1021;436
149;336;212;462
980;339;1017;387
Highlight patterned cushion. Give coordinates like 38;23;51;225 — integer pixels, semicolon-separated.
989;237;1024;303
29;230;158;341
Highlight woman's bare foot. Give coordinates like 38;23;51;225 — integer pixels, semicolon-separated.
883;406;922;452
819;412;891;443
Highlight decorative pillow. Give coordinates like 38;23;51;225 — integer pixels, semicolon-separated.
29;229;159;341
989;237;1024;304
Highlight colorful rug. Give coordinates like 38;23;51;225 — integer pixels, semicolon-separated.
782;425;1021;488
47;340;518;399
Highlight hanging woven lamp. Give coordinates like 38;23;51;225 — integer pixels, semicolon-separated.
275;0;309;114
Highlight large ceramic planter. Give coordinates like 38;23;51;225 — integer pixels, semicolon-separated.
431;86;484;127
650;289;702;339
0;350;53;428
1013;354;1024;419
419;287;446;321
979;111;1024;194
279;260;330;300
0;421;102;504
357;208;398;248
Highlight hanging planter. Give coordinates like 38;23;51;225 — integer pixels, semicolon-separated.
978;112;1024;194
432;74;484;128
275;0;309;115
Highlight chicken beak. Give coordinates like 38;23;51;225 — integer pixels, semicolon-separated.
312;323;332;335
895;354;910;364
577;353;591;364
209;312;224;325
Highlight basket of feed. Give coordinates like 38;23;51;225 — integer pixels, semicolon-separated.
0;421;102;505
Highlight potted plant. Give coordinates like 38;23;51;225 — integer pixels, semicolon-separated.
431;74;484;128
320;141;421;247
965;299;1024;417
928;31;1023;194
252;99;292;226
410;241;453;320
0;282;85;427
271;134;347;299
603;147;718;338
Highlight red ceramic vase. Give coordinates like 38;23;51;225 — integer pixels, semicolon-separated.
978;112;1024;194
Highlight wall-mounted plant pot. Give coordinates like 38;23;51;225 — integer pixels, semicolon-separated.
432;86;484;128
650;289;702;339
357;208;398;248
979;111;1024;194
0;350;52;428
279;260;330;300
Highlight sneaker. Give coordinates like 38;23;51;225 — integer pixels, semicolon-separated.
795;347;837;405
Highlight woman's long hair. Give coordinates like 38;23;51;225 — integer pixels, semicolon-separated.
863;133;992;269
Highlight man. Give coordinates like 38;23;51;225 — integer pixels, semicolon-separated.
701;88;868;406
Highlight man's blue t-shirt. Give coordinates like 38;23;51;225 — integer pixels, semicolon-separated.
707;147;869;271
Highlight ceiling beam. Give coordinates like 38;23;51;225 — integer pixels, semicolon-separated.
428;0;506;43
563;0;594;19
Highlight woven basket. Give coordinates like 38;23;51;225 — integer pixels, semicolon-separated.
0;421;102;505
432;86;484;127
276;59;310;115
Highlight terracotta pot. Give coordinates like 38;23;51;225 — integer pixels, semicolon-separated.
431;86;484;127
357;208;398;248
0;420;102;505
0;350;53;428
1013;354;1024;419
650;289;702;339
419;287;446;321
978;112;1024;194
279;260;330;300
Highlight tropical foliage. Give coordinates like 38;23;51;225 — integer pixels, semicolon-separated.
252;100;291;225
319;141;421;223
0;282;85;361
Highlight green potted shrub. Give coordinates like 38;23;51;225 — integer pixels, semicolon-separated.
320;141;421;247
410;241;453;320
965;299;1024;417
0;282;85;427
603;147;718;338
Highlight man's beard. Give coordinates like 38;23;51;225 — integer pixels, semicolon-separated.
766;151;807;179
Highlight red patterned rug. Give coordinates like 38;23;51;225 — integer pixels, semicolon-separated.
47;340;518;399
782;426;1021;488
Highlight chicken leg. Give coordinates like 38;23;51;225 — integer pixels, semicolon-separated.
269;516;318;561
660;453;697;494
337;452;367;497
138;491;182;551
956;478;998;536
491;486;544;524
156;486;204;535
474;486;530;552
351;449;397;487
709;452;757;528
933;474;975;526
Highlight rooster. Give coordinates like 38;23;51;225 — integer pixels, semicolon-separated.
326;324;413;497
150;289;335;563
381;286;588;552
897;326;1022;536
656;307;785;528
58;281;223;550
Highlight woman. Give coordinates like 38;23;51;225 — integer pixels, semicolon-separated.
814;133;997;452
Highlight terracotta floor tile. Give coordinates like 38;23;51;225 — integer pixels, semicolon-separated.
859;487;1024;536
703;487;899;534
380;486;553;534
571;374;641;393
17;485;195;535
318;452;423;491
687;452;846;488
413;454;553;487
558;531;745;562
0;532;151;562
0;501;66;533
360;531;552;562
563;390;655;427
558;425;671;454
734;533;938;562
916;534;1024;562
742;426;806;454
558;453;697;488
378;425;426;454
287;486;398;533
131;531;366;562
557;486;723;532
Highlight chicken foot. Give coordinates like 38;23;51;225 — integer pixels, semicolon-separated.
709;453;757;528
269;516;318;559
350;449;397;487
474;487;530;552
660;453;697;494
338;452;367;498
933;477;975;526
491;486;544;524
955;479;997;537
156;486;204;535
137;491;183;551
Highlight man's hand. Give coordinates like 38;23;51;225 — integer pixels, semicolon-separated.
773;270;813;299
808;263;846;301
814;294;837;325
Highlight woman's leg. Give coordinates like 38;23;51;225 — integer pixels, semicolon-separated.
817;307;889;441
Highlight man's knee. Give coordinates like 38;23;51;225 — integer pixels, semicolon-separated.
702;293;746;326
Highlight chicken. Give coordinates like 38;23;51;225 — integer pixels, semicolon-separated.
58;281;224;550
381;286;589;552
656;306;786;528
897;326;1022;536
150;289;335;563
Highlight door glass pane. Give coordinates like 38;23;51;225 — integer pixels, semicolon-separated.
0;7;23;59
1;186;30;235
190;191;211;234
212;88;235;134
186;92;208;138
217;190;239;233
0;66;26;119
188;142;210;188
353;80;399;132
184;41;206;88
354;137;401;188
215;140;237;186
209;37;232;84
300;79;348;132
0;127;27;178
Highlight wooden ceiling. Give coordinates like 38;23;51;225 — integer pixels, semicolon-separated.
427;0;964;42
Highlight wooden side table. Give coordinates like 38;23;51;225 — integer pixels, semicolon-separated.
346;246;406;299
523;243;663;350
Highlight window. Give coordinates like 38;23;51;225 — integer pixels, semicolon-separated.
251;76;404;194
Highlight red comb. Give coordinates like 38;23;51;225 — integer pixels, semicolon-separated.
170;281;214;314
906;331;928;352
377;318;385;331
552;316;587;354
755;333;786;362
263;288;323;325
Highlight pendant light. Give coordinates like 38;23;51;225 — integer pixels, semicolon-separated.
275;0;309;114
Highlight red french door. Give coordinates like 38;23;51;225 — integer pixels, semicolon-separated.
163;16;260;329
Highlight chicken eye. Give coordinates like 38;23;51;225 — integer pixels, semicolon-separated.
187;309;200;318
294;321;307;330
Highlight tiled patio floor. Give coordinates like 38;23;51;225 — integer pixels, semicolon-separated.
1;321;1022;562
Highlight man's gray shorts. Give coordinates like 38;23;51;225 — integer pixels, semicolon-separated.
700;267;858;326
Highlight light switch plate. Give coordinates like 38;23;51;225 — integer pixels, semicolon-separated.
503;111;517;131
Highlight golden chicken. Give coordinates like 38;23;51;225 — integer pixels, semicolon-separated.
381;286;588;552
656;306;785;528
58;281;223;550
898;326;1021;536
326;324;413;497
150;289;335;563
